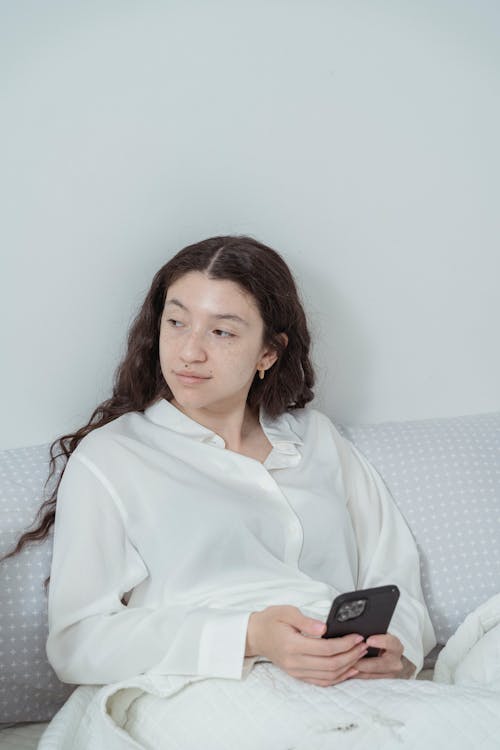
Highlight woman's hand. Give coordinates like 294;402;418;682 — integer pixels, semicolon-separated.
353;633;416;679
246;605;369;687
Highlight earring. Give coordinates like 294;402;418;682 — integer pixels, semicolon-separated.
258;368;265;380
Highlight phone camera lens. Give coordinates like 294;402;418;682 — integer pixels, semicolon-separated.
336;599;366;622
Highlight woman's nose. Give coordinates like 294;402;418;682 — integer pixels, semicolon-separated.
179;330;207;362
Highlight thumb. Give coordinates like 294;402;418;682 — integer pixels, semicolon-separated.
303;619;327;636
286;608;326;636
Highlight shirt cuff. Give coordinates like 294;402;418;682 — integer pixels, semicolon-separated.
198;609;252;679
146;607;253;680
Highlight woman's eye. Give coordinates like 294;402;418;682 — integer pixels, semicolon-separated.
214;329;234;338
167;319;183;327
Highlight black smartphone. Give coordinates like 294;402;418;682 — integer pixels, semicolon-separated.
322;585;400;657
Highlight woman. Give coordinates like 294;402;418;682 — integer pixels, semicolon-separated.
9;235;435;741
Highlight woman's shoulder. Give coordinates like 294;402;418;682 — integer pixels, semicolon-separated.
71;409;147;461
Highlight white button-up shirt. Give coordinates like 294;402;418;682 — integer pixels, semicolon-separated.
46;399;436;685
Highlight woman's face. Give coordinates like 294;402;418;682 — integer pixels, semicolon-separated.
159;271;277;416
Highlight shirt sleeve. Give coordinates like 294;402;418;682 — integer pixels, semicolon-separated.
337;432;437;676
46;451;251;685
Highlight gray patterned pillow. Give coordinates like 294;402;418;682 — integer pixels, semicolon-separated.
0;445;74;724
343;412;500;649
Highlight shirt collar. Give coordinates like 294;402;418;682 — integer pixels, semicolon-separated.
143;398;303;453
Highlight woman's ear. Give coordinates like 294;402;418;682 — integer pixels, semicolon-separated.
259;333;288;371
278;332;289;349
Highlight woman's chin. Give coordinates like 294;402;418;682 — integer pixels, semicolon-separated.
169;392;211;413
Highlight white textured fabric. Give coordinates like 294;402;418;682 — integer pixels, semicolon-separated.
121;667;500;750
37;660;500;750
46;399;435;688
343;412;500;646
433;592;500;688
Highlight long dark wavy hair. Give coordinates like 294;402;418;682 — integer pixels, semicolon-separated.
1;235;315;583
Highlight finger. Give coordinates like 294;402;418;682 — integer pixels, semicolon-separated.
293;632;365;657
356;654;404;676
294;642;368;673
288;649;366;681
279;607;327;637
365;633;403;656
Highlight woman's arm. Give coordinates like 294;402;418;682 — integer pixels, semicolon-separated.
46;452;251;684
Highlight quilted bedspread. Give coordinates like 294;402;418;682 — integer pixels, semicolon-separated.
38;594;500;750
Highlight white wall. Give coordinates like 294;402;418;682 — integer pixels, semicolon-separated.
1;0;499;450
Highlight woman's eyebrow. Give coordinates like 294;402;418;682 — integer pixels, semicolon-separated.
164;298;249;325
164;298;188;311
213;314;249;326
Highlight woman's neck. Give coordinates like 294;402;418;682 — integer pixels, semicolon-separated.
170;398;261;451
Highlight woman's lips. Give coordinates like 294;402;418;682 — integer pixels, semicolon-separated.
175;372;210;384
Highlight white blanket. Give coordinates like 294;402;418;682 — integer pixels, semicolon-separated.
433;592;500;689
38;595;500;750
